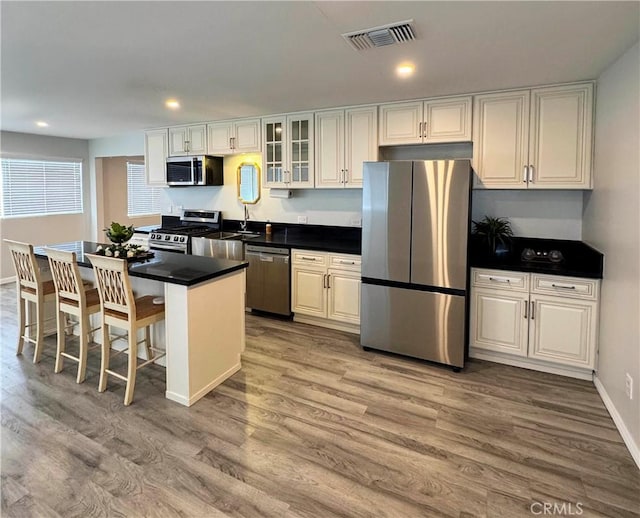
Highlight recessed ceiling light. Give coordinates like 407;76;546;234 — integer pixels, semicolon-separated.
396;63;415;78
165;99;180;110
36;121;49;127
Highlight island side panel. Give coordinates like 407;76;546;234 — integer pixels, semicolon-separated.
164;269;245;406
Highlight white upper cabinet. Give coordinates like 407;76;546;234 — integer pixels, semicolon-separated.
379;96;472;146
263;113;314;189
315;106;377;189
144;129;168;186
168;124;207;156
473;82;594;189
207;118;261;155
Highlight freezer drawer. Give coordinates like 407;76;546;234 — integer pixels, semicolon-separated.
360;283;466;368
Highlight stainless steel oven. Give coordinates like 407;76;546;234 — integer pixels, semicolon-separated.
148;209;224;254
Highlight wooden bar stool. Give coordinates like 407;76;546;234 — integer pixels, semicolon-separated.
5;239;56;363
46;248;102;383
86;253;166;405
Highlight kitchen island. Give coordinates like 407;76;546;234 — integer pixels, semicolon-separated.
34;241;248;406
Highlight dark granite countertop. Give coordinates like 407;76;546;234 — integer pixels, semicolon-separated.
469;236;604;279
34;241;248;287
221;221;362;255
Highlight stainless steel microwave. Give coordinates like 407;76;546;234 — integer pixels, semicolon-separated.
166;155;224;186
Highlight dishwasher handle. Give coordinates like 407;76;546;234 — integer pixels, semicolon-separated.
245;244;289;256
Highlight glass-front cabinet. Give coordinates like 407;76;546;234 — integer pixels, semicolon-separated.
262;113;314;189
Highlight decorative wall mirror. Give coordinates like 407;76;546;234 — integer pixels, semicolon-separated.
237;162;261;204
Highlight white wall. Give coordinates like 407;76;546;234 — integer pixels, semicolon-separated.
88;132;146;240
472;190;584;239
162;153;363;226
100;156;162;231
582;42;640;464
0;131;91;281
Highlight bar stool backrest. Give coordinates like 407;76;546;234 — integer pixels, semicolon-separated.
45;248;86;306
5;240;41;292
86;254;136;320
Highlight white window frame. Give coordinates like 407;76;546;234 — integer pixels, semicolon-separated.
1;156;84;218
127;160;162;217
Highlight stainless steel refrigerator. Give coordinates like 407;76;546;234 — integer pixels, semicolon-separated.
360;160;472;369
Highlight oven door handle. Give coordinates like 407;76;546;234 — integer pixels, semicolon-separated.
150;243;187;252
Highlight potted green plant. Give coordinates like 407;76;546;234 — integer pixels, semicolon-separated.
472;216;514;256
104;222;134;244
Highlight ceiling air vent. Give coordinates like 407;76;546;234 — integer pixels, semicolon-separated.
343;20;416;51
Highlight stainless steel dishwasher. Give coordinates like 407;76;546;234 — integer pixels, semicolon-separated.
245;245;291;316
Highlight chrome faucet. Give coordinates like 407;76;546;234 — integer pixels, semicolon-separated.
241;205;249;231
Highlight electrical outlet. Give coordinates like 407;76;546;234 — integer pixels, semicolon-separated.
626;373;633;400
298;216;308;224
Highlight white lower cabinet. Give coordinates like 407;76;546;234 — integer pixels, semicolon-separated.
291;249;360;333
470;268;600;379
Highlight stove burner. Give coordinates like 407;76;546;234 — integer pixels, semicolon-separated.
521;248;564;263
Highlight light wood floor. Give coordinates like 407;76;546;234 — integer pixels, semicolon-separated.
1;284;638;518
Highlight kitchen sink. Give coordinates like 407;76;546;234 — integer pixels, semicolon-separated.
215;231;261;240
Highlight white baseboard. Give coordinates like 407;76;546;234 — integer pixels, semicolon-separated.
165;361;241;407
593;375;640;469
470;348;593;380
293;314;360;335
1;276;16;285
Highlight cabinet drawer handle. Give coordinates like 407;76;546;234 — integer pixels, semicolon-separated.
338;260;356;265
523;300;528;319
551;283;576;290
530;301;535;320
488;276;511;283
523;166;528;183
300;256;317;261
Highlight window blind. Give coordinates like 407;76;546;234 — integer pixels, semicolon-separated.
1;158;83;217
127;161;161;216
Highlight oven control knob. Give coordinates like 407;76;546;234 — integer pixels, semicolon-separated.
180;236;186;242
164;235;170;241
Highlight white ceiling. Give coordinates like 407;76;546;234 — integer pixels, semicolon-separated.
2;1;638;140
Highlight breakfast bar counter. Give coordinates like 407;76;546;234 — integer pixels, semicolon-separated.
34;241;249;407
